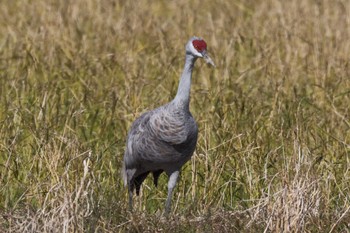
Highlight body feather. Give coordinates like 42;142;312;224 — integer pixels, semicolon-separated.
123;102;198;191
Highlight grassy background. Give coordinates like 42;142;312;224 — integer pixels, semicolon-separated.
1;0;350;232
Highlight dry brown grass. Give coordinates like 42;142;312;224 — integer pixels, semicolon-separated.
1;0;350;232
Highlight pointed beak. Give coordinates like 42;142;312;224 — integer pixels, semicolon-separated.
202;51;215;67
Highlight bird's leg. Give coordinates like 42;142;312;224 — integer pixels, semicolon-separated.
128;182;133;212
165;170;180;216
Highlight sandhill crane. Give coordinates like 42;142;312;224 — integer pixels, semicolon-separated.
122;36;215;215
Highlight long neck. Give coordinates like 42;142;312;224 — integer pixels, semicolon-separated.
173;53;197;109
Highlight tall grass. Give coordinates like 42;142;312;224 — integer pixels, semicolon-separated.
0;0;349;232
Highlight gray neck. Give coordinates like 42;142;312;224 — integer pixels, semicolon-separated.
173;53;197;109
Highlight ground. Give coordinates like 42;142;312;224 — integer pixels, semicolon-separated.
0;0;349;232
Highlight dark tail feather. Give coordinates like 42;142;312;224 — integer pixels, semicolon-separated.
152;170;163;187
134;172;149;196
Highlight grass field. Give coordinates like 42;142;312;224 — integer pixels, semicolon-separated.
1;0;350;232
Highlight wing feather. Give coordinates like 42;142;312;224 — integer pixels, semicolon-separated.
124;105;198;167
149;109;194;145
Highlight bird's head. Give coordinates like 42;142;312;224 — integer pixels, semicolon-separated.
186;36;215;67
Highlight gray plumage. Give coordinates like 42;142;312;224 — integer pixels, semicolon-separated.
122;36;215;215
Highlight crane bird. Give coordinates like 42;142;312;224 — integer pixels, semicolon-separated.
122;36;215;215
